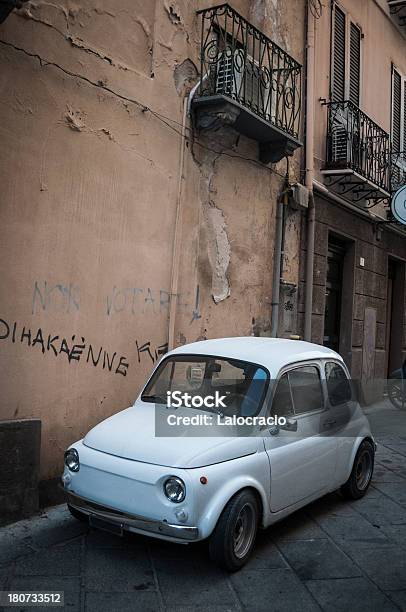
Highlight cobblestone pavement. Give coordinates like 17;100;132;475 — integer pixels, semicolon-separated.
1;432;406;611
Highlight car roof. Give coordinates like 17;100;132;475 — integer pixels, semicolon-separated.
168;337;343;376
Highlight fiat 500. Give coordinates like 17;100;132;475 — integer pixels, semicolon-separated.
62;338;375;571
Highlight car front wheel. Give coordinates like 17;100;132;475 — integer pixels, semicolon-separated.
209;489;259;572
341;439;374;500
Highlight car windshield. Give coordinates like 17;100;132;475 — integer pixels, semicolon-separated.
141;354;269;417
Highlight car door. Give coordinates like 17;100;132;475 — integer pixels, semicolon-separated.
324;360;360;483
263;362;338;513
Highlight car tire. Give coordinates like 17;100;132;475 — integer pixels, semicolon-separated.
341;440;374;500
209;489;259;572
67;504;88;522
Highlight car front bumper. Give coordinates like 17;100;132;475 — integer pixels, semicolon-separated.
64;489;199;542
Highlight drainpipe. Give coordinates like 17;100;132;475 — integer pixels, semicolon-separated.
271;184;290;338
168;78;207;350
168;96;188;350
304;0;316;342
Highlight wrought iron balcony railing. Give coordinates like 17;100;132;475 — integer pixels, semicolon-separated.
323;100;391;199
192;4;302;164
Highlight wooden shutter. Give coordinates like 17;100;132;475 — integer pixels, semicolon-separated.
349;23;361;106
392;68;402;152
403;80;406;155
332;6;346;102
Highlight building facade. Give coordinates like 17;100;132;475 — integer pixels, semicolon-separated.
0;0;305;497
1;0;406;513
303;0;406;386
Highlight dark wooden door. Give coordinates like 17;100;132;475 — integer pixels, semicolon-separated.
324;240;345;352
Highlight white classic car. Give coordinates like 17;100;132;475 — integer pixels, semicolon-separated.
62;338;375;571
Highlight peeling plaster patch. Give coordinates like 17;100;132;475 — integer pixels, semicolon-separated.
65;107;85;131
68;35;113;65
66;35;142;74
164;1;182;24
173;59;198;95
204;203;231;304
17;4;143;74
100;128;114;141
132;15;151;39
18;1;69;38
192;129;238;304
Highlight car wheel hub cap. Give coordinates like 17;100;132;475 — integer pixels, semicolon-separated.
233;502;255;559
355;449;372;490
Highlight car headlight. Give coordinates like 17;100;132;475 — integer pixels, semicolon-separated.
164;477;186;503
64;448;80;472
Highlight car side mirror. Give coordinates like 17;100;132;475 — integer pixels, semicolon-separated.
280;417;298;432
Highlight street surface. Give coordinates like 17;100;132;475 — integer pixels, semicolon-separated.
1;401;405;611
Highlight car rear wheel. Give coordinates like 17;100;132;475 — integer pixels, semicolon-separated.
341;440;374;500
68;504;88;522
209;489;259;572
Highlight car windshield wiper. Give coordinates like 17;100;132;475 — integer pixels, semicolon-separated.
141;394;166;404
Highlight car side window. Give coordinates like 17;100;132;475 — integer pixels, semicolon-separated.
271;373;294;417
325;362;352;406
288;366;324;415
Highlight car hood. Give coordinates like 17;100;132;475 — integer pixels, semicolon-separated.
83;402;259;468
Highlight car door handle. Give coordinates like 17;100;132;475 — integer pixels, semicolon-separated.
323;419;337;429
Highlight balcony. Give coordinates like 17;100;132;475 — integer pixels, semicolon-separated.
321;100;391;204
387;0;406;28
192;4;302;164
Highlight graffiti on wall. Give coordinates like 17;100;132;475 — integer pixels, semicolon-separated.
106;285;201;321
107;287;176;316
32;281;80;314
0;317;172;379
0;317;129;376
31;281;201;324
1;279;202;382
135;340;169;364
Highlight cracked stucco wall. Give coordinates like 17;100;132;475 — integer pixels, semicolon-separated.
0;0;305;481
204;204;231;304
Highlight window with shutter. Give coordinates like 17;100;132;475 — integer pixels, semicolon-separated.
391;66;406;190
333;6;346;102
392;68;402;153
349;23;361;106
331;5;362;106
403;80;406;156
